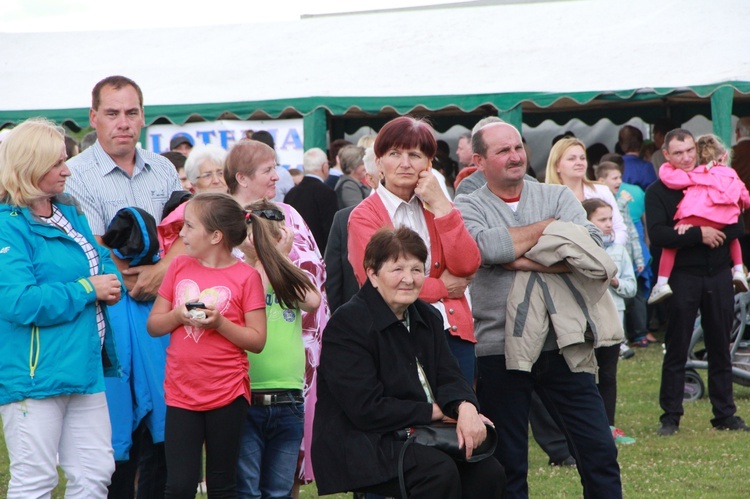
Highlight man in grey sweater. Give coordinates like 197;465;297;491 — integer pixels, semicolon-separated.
454;122;621;499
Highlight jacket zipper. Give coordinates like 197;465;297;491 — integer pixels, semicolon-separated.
29;326;40;385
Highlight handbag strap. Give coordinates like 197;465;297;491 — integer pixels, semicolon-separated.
398;435;415;499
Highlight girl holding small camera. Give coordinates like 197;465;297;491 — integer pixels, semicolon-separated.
147;192;271;498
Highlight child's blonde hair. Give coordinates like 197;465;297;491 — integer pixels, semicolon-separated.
695;134;727;166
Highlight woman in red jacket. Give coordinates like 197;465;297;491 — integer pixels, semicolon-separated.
347;116;481;382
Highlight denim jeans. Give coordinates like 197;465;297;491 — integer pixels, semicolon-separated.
624;279;649;342
444;330;476;385
236;402;304;499
477;351;621;499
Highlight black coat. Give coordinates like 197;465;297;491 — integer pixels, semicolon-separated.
323;206;360;313
311;280;478;495
283;176;337;254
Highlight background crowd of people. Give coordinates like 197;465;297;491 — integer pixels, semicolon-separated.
2;73;750;498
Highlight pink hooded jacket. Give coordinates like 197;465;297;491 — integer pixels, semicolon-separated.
659;162;750;225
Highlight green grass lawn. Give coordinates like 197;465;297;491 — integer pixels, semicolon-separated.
2;336;750;498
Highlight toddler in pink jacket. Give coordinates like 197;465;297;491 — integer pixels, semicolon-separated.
649;134;750;304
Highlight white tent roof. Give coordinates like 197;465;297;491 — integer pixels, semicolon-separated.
1;0;749;125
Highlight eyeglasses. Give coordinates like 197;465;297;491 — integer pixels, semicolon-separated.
196;170;225;181
245;209;285;223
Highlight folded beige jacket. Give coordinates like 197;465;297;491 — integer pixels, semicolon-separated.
505;221;624;374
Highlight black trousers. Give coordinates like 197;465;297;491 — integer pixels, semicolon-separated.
529;391;570;462
660;270;736;426
359;444;505;499
108;422;166;499
107;423;142;499
595;344;620;426
477;352;621;499
164;396;247;499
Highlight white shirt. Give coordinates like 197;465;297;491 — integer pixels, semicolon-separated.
376;186;454;329
376;186;432;270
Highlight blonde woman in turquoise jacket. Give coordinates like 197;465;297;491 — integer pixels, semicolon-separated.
0;119;122;498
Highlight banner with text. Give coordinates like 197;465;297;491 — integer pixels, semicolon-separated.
146;119;304;170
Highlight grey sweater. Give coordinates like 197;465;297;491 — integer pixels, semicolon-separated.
455;180;601;357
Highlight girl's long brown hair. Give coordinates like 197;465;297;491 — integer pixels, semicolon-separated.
246;199;316;309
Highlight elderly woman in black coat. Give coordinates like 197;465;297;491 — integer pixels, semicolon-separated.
312;227;504;498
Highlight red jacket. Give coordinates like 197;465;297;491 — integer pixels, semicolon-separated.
347;193;481;342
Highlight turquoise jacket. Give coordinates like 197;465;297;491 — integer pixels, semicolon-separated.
0;194;120;405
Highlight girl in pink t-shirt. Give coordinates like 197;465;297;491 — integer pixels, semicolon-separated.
649;134;750;304
148;192;276;497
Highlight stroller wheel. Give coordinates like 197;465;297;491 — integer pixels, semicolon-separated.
684;369;705;401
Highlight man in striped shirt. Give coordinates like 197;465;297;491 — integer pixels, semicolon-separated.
66;75;182;499
67;75;182;300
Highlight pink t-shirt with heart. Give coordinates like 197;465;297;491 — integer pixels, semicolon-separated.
158;254;265;410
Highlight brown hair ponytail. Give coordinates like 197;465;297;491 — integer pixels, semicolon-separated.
245;199;316;309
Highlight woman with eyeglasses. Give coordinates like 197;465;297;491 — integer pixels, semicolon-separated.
225;138;330;487
158;145;229;254
185;144;229;195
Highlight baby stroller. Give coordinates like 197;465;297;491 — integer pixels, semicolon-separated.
684;291;750;401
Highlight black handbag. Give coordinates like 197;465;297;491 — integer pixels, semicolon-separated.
395;420;497;497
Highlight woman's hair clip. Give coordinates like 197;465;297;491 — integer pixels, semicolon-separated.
244;210;253;224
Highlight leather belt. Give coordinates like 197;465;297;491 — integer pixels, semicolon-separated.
251;390;304;406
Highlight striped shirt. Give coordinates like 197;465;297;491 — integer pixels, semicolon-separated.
41;205;106;346
65;141;182;235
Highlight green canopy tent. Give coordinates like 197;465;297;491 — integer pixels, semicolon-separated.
1;0;748;146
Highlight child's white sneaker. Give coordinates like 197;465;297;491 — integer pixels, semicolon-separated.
733;270;749;293
648;283;673;304
619;341;635;359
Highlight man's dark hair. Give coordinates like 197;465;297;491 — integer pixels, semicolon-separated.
586;143;609;168
663;128;695;152
472;127;489;158
250;130;275;149
618;125;643;153
329;138;353;165
161;151;187;171
92;75;143;110
436;139;450;156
